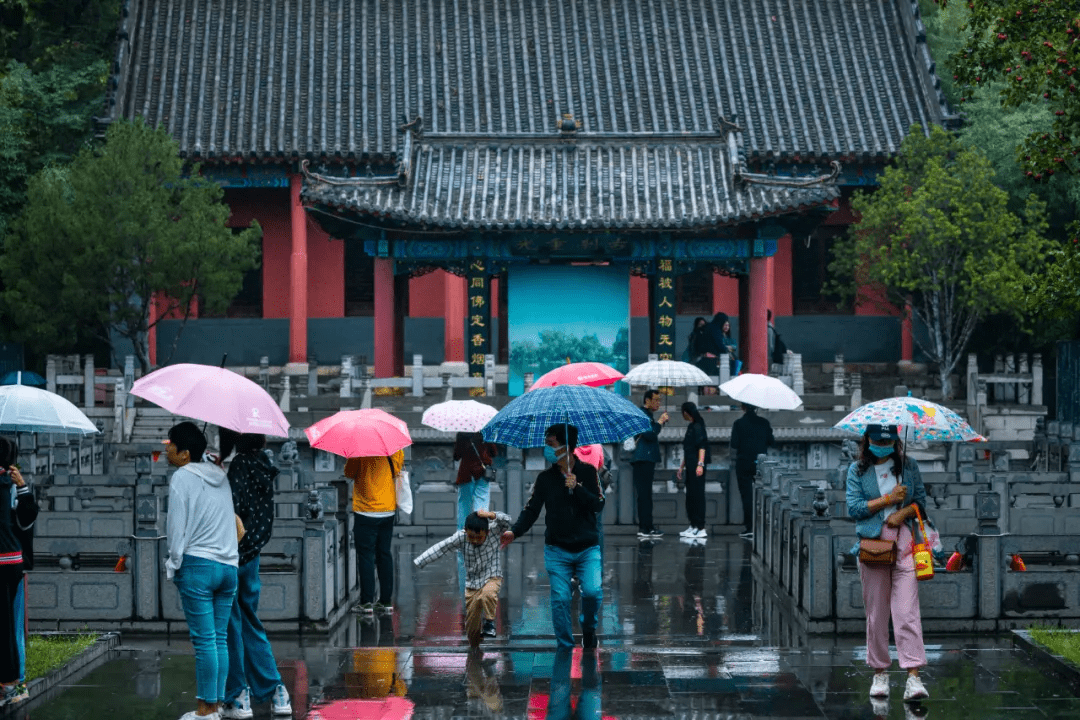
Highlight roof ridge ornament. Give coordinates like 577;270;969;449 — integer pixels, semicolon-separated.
301;116;422;188
717;113;841;189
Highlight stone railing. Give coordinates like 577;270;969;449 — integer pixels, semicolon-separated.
750;441;1080;632
25;449;360;632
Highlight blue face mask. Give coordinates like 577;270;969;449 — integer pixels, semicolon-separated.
544;445;562;465
868;443;894;459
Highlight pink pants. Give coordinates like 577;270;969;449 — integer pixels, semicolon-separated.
858;523;927;670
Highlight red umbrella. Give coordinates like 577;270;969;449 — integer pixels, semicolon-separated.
309;698;414;720
530;362;623;390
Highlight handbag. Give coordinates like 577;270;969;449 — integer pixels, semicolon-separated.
858;537;897;566
395;469;413;515
912;505;934;581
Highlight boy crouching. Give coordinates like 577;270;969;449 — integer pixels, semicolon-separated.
414;509;510;648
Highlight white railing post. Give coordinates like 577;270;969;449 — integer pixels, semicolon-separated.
340;356;353;398
83;354;95;408
411;355;424;397
1032;354;1043;406
485;354;495;396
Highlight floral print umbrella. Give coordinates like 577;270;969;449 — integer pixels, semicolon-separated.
835;396;986;443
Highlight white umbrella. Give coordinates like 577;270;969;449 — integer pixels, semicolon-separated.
719;373;803;410
622;360;713;387
421;400;498;434
0;384;99;435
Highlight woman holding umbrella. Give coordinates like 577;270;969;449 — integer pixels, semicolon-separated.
452;432;497;529
676;402;710;540
845;424;929;703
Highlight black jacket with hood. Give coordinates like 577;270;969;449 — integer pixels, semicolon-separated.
510;461;605;553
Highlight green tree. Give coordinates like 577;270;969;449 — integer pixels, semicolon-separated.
944;0;1079;182
0;118;261;372
828;125;1048;398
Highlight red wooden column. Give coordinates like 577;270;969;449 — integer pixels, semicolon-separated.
901;296;914;363
373;257;396;378
746;257;769;374
444;272;466;363
288;174;308;365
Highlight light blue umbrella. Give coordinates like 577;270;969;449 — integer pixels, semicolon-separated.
480;385;650;448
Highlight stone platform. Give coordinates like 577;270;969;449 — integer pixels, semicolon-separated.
14;536;1080;719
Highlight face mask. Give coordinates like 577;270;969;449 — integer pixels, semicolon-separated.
544;445;563;465
868;444;894;459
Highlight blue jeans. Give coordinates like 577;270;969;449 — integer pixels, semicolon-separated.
549;649;601;720
544;544;602;649
175;555;238;704
225;556;282;704
15;577;24;683
456;479;491;529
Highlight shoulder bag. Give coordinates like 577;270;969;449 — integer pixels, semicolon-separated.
858;537;897;566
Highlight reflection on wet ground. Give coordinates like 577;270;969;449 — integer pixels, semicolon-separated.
14;536;1080;719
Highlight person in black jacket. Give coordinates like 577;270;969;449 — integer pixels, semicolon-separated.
631;390;669;540
0;436;35;708
218;431;292;718
730;404;775;540
677;402;711;540
501;424;605;650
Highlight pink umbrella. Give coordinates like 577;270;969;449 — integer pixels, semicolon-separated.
574;444;605;469
530;362;623;390
305;409;412;458
131;363;290;437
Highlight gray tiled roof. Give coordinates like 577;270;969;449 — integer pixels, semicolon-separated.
302;139;838;230
110;0;951;163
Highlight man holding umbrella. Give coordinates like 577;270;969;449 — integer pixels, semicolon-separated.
500;424;605;649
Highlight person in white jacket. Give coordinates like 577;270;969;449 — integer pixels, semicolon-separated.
165;422;239;720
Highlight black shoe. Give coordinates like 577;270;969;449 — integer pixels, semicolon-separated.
481;619;497;637
582;631;599;650
636;530;652;540
648;528;665;538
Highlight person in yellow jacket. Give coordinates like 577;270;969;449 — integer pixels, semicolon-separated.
344;449;404;615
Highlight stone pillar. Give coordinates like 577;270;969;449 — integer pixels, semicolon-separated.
807;490;833;620
134;458;161;620
444;272;467;363
288;174;308;366
466;259;491;386
746;258;769;374
652;258;677;361
83;354;95;408
373;257;397;378
506;447;524;518
976;489;1002;620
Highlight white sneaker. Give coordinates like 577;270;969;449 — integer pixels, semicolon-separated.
903;674;928;702
693;528;708;539
870;672;889;698
271;683;293;715
179;712;221;720
221;690;254;720
679;526;696;537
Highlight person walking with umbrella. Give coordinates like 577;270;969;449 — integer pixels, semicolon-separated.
216;431;292;719
631;390;669;540
729;404;775;540
165;422;240;720
452;432;497;529
345;448;405;615
677;402;710;540
845;424;929;703
500;424;605;649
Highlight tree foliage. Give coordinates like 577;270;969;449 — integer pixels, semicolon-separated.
944;0;1079;181
0;119;261;372
828;125;1048;397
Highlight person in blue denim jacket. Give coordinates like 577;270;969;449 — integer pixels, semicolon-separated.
845;424;929;704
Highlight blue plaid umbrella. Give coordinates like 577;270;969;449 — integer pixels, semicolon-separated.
481;385;651;448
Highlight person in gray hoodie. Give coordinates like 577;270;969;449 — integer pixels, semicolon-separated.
165;422;239;720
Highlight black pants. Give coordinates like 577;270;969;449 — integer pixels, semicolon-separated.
685;471;706;530
0;565;22;683
736;470;756;533
354;514;395;605
631;462;655;532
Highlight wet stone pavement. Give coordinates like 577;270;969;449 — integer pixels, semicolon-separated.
15;535;1080;719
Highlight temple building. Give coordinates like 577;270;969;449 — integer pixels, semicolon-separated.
107;0;954;378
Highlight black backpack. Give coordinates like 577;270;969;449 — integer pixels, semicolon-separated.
772;332;788;365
